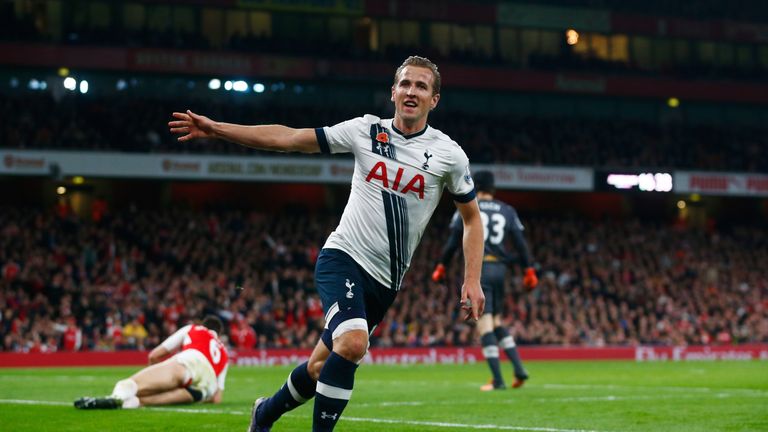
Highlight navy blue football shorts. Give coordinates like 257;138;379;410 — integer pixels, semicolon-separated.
481;262;507;316
315;248;396;350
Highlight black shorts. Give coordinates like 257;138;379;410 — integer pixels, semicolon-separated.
315;248;396;346
481;262;507;316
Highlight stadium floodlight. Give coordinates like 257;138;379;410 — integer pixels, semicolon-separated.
79;80;89;94
63;77;77;91
253;83;265;93
677;200;686;209
233;80;248;92
56;186;66;195
116;79;127;91
667;97;680;108
208;78;221;90
28;79;40;90
39;81;47;90
224;80;233;91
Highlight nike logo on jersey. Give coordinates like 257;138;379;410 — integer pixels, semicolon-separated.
365;161;425;199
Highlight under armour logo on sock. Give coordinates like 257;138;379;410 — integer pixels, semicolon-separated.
345;279;355;298
321;411;338;420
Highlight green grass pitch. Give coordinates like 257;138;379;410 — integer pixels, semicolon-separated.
1;361;767;431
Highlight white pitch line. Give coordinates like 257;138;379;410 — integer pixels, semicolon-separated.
362;380;768;396
338;416;610;432
0;399;612;432
0;399;70;406
150;406;248;415
538;383;768;395
355;392;755;408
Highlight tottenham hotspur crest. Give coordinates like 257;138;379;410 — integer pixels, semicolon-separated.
422;150;433;170
345;279;355;299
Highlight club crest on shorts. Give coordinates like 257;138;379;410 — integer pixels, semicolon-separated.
345;279;355;298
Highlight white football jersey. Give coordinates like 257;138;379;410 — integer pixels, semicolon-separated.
316;114;475;290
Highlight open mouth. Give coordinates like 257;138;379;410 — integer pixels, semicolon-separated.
404;101;418;108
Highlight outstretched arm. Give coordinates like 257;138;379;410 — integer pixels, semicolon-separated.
455;199;485;321
169;110;320;153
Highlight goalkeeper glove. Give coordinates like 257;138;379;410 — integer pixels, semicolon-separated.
431;263;446;282
523;267;538;289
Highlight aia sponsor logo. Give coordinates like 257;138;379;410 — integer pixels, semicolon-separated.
365;161;425;199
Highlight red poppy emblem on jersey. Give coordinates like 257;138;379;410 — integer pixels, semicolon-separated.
376;132;389;143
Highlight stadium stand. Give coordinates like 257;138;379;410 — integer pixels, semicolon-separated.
2;205;766;352
1;94;766;172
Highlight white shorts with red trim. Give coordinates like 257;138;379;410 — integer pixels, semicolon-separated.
174;349;218;402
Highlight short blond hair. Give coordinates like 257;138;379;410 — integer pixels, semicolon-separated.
394;56;441;95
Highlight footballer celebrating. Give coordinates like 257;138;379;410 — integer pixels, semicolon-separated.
169;56;485;432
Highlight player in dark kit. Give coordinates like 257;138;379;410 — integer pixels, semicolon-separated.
432;170;538;390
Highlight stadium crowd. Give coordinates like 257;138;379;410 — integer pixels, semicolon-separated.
3;94;766;172
2;205;766;353
3;2;767;82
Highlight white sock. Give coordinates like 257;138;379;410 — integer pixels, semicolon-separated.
111;379;138;400
121;396;140;409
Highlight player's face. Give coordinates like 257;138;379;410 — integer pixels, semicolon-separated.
391;66;440;125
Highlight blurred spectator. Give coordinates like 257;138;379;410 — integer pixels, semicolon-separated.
1;205;766;353
1;94;766;172
3;1;767;81
122;317;148;350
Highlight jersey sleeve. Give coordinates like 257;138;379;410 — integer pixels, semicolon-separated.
446;147;476;203
217;363;229;390
160;324;192;352
449;211;463;231
314;116;369;155
506;206;532;267
506;206;525;232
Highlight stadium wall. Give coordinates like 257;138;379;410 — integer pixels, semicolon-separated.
2;345;767;368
